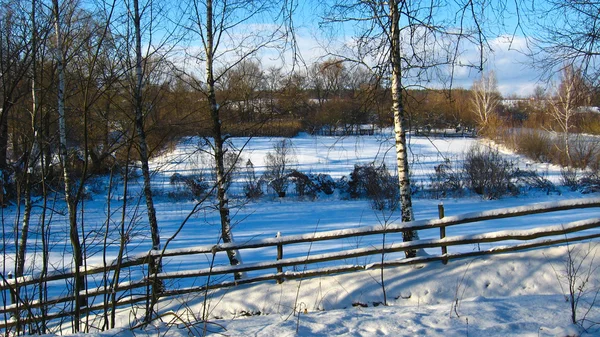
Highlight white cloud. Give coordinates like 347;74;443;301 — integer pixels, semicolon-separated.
463;35;544;96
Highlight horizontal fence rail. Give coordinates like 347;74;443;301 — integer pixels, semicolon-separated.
1;197;600;331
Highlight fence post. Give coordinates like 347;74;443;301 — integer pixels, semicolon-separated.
276;232;283;284
438;203;448;265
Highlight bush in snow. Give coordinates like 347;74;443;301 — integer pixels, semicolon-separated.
560;167;580;191
263;139;296;197
580;170;600;194
463;145;518;199
348;163;399;210
512;168;558;195
243;159;264;200
169;172;209;200
550;242;600;331
510;129;552;163
288;171;336;199
428;158;464;199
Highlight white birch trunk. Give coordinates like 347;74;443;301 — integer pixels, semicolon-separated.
389;0;419;258
204;0;245;279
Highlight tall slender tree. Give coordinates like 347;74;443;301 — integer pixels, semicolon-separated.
51;0;87;331
0;0;32;205
183;0;294;278
470;70;501;136
323;0;512;257
549;65;589;165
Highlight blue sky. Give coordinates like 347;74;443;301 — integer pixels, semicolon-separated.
277;0;546;97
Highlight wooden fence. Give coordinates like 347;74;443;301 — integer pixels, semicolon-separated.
1;197;600;332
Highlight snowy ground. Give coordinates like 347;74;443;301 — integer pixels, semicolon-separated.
67;244;598;337
3;131;600;336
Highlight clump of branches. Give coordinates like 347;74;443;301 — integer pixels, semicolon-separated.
512;168;557;195
463;145;518;199
561;167;580;191
348;163;399;210
263;139;296;197
289;171;336;199
243;159;264;199
169;172;209;200
580;170;600;194
428;158;464;199
558;165;600;194
550;241;600;333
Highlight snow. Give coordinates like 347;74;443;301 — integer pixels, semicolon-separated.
3;132;600;336
59;244;598;337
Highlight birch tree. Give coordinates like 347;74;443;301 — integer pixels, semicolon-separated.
549;66;589;165
125;0;185;317
51;0;119;331
50;0;87;331
324;0;509;257
470;70;500;135
183;0;292;278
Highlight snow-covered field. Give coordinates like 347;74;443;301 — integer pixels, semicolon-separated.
66;244;598;337
3;131;600;336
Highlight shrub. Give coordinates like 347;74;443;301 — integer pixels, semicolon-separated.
243;159;264;200
289;170;318;199
348;163;399;210
169;172;209;199
513;168;557;195
560;167;580;191
428;158;463;198
463;145;517;199
513;130;552;163
569;137;600;169
580;169;600;194
288;171;336;199
263;139;296;197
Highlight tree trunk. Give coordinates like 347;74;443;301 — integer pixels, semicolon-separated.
16;0;40;280
205;0;244;279
0;101;11;206
389;0;418;258
53;0;84;331
132;0;160;255
132;0;162;318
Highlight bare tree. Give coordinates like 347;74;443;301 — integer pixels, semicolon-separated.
182;0;293;278
50;0;87;331
528;1;600;87
263;138;296;197
323;0;505;257
0;0;32;206
131;0;160;265
51;0;119;331
548;66;589;165
470;70;501;136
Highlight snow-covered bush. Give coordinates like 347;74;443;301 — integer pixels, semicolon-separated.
263;139;296;197
428;158;464;199
463;145;518;199
243;159;263;200
348;163;399;210
561;167;580;191
513;169;557;195
169;172;209;200
580;170;600;194
288;171;336;199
